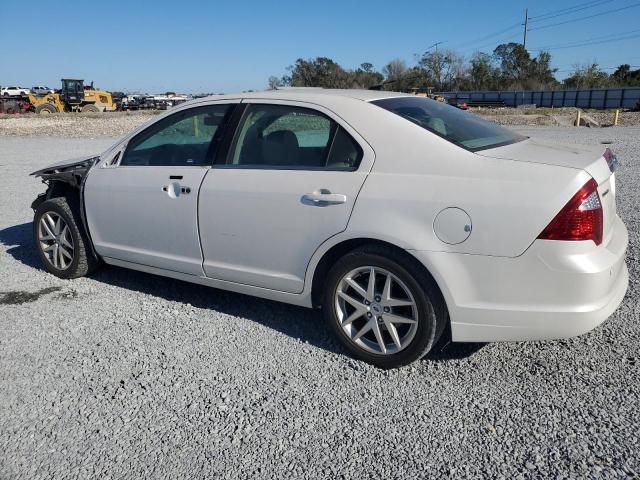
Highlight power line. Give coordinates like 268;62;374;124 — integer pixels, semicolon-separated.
529;0;615;22
463;33;522;53
532;28;640;50
450;22;521;50
546;32;640;49
529;2;640;31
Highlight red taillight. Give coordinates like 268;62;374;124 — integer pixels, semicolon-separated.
538;178;603;245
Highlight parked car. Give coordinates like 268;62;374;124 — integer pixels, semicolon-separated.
447;96;469;110
29;89;628;368
31;86;54;95
1;86;30;96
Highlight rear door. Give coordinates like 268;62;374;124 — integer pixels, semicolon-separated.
198;100;374;293
85;101;237;275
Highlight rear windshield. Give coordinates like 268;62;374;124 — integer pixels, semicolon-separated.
371;96;525;152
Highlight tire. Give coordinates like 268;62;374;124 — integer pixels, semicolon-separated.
323;245;447;368
82;104;100;112
35;103;57;114
33;197;100;279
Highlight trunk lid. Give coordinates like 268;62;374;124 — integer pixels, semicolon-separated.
477;138;611;185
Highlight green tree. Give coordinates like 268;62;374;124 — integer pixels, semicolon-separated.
464;52;500;90
529;51;558;89
417;49;464;91
563;63;610;89
493;43;534;88
352;63;384;89
282;57;351;88
611;64;640;86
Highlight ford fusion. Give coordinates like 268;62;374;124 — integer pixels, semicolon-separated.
30;89;629;368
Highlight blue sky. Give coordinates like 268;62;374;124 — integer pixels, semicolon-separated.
2;0;639;93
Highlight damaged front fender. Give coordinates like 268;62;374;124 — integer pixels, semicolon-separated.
30;155;101;187
31;154;102;263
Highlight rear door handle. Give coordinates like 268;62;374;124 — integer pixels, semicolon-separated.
301;191;347;206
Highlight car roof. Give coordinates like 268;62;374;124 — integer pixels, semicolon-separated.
198;88;411;104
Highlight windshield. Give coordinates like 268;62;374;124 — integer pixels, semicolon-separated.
372;96;526;152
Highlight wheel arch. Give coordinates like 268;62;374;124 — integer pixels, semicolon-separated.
309;237;450;319
32;179;100;264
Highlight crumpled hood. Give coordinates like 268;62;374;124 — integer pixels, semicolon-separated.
476;138;611;184
30;154;100;178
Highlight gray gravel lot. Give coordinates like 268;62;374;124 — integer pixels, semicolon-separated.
1;128;639;479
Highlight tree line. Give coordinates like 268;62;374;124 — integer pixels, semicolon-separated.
268;43;640;92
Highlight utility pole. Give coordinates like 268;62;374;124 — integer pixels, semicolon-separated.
427;41;444;91
523;8;529;49
428;41;443;53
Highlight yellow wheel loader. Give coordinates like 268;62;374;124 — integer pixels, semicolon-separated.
28;79;116;114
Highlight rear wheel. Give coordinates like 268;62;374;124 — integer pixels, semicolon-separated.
82;104;100;112
33;197;100;279
35;103;57;114
323;246;446;368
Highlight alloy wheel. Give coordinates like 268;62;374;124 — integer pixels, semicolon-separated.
38;212;74;270
334;266;419;355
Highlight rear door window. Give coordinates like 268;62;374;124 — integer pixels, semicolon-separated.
226;104;362;170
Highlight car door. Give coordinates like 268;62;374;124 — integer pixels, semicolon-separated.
84;101;238;275
198;100;375;293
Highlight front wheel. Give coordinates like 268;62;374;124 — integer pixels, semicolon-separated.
33;197;100;279
323;246;446;368
35;103;57;114
81;104;100;113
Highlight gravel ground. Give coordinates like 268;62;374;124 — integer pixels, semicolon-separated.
1;128;639;479
0;112;157;138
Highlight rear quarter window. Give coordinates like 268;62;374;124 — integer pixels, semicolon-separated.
371;96;526;152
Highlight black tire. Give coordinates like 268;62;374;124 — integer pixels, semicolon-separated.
35;103;57;114
82;104;100;113
323;245;447;368
33;197;100;279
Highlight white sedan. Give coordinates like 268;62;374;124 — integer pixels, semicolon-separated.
30;89;629;368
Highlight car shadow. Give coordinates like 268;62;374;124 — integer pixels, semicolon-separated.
1;221;485;364
0;222;43;270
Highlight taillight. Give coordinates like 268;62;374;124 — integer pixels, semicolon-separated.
538;178;603;245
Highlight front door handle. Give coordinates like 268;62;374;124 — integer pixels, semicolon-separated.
162;183;191;197
301;190;347;206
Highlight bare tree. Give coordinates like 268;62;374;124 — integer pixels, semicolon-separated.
383;59;408;81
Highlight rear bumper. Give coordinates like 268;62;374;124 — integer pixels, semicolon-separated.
411;215;629;342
